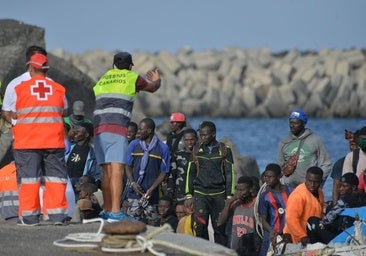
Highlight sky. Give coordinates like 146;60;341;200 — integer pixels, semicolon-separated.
2;0;366;54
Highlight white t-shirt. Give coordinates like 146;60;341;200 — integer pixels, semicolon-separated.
2;72;68;112
342;149;366;177
2;72;31;111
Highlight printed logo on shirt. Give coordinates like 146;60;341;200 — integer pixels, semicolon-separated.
71;153;81;163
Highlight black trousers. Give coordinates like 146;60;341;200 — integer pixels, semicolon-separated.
193;193;227;246
307;216;340;244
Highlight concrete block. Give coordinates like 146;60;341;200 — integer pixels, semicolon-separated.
303;93;323;116
157;50;181;74
271;68;288;86
192;51;222;70
279;86;296;105
325;58;337;76
217;59;233;80
241;86;257;109
336;61;349;76
283;50;300;64
344;49;365;67
229;89;248;117
301;68;318;84
207;71;221;90
227;59;246;83
263;86;288;117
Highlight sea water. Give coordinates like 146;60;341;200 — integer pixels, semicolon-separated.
156;117;364;201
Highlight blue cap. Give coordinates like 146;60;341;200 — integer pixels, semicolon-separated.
289;109;307;123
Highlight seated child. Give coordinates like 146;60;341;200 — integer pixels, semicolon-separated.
175;201;186;221
74;175;97;200
77;183;101;220
157;196;178;231
177;197;195;235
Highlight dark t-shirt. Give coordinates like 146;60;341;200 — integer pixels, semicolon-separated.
67;144;90;178
159;214;178;232
331;156;346;180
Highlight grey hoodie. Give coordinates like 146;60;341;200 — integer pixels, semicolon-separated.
278;128;331;187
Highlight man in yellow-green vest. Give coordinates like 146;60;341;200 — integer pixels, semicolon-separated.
93;52;161;222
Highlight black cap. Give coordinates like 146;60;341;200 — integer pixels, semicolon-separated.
340;173;359;186
113;52;134;68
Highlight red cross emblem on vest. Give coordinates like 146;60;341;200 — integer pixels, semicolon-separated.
31;80;52;101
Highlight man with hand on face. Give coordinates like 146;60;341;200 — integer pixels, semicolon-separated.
342;127;366;178
217;176;261;256
278;109;331;187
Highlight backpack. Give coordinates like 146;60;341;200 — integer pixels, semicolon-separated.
352;148;360;174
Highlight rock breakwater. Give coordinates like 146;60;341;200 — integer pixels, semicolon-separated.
53;47;366;118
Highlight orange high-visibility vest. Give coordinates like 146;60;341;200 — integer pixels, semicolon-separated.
0;162;18;219
13;75;65;149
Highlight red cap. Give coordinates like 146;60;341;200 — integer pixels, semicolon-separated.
170;112;186;122
27;53;49;69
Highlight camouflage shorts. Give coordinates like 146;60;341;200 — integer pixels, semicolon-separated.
127;198;159;224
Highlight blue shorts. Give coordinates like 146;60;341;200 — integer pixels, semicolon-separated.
94;132;128;164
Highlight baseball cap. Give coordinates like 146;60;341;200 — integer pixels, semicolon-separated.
170;112;186;122
113;52;134;68
73;100;85;116
27;53;49;69
289;109;307;124
340;173;359;186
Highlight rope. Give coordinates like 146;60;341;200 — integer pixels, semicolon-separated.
100;223;173;255
254;182;267;238
53;218;105;248
54;219;230;255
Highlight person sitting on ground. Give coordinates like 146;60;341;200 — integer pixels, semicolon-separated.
258;163;294;256
283;166;324;247
217;176;261;256
307;173;366;244
74;175;97;200
66;122;101;191
64;100;92;143
157;195;178;231
77;183;101;220
177;196;195;235
175;201;186;221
